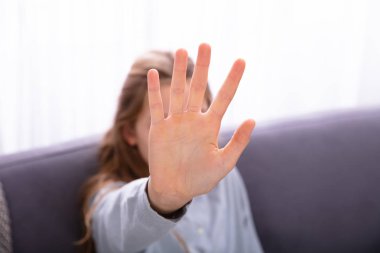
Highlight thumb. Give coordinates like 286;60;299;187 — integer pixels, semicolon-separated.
221;119;255;174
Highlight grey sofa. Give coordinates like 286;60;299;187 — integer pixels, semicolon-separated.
0;106;380;253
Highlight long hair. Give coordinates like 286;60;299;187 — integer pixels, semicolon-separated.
77;50;213;253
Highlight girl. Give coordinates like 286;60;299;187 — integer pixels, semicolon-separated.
79;44;263;253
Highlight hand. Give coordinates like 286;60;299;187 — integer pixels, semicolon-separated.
147;43;255;214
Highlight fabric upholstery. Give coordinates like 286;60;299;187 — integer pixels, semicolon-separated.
0;182;12;253
233;106;380;253
0;106;380;253
0;137;99;253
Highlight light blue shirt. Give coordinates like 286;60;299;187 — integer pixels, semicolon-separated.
91;168;264;253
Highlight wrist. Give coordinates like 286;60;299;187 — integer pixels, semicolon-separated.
147;178;191;215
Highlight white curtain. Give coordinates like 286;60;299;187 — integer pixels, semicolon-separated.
1;0;379;154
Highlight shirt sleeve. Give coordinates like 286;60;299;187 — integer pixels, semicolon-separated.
91;177;189;253
229;168;264;253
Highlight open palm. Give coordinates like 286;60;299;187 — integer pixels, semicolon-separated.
147;44;255;213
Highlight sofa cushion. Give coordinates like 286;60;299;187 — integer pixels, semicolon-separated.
0;136;100;253
0;106;379;253
234;106;380;253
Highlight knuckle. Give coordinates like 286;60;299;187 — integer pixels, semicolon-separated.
209;107;223;119
150;102;162;109
148;86;160;92
191;83;204;92
188;105;200;112
219;92;232;102
171;87;185;95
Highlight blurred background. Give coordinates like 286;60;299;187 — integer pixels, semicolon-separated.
0;0;379;154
